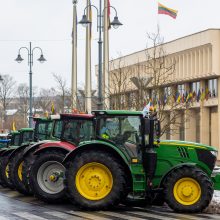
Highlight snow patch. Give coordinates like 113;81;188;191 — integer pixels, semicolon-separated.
204;191;220;214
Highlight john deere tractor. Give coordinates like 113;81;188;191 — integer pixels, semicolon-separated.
0;128;34;188
64;110;220;213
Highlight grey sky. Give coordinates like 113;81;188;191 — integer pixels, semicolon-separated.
0;0;220;91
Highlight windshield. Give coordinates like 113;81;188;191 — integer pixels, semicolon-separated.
35;121;53;141
98;116;142;157
53;120;63;139
11;134;20;146
62;119;94;145
22;131;34;143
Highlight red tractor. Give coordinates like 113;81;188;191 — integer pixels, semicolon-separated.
21;113;95;203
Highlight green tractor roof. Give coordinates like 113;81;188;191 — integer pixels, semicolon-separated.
19;128;34;132
92;110;143;116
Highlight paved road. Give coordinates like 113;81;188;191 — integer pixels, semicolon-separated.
0;186;219;220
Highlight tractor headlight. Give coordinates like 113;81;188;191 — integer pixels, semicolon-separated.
210;150;218;158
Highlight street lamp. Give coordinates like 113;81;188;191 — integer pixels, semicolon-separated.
15;42;46;128
79;1;122;109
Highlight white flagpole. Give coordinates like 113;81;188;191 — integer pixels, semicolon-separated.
85;0;92;113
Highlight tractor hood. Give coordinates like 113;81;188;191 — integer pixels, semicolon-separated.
160;140;218;152
156;140;218;173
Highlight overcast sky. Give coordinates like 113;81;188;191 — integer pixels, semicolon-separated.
0;0;220;91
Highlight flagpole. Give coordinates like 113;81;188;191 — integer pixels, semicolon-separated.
103;0;110;109
85;0;92;113
72;0;78;109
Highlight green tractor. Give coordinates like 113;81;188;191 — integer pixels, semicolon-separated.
6;116;60;194
0;133;11;149
64;110;220;213
0;128;34;188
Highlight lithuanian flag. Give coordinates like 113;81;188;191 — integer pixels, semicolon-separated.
158;3;178;19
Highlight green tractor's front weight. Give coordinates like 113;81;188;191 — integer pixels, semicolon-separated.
64;110;220;213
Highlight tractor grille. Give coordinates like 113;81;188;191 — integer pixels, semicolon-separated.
196;149;216;171
177;147;189;158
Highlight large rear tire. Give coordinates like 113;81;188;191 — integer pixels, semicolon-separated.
21;150;36;194
28;150;66;203
164;166;213;213
9;150;30;195
65;150;127;210
0;155;14;189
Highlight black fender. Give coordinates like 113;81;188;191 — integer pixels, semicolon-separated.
22;140;51;158
1;148;16;157
0;148;8;156
8;144;30;160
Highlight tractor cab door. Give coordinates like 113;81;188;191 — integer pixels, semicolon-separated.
98;115;142;158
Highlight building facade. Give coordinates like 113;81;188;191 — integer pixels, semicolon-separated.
108;29;220;160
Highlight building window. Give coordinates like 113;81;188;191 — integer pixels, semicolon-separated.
164;87;172;96
208;78;217;97
177;84;185;95
190;81;200;94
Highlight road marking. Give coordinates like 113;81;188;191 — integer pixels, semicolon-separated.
68;211;112;220
45;211;85;220
136;207;208;220
13;212;48;220
196;214;220;219
3;191;20;198
0;216;9;220
143;208;200;220
126;211;177;220
99;211;145;220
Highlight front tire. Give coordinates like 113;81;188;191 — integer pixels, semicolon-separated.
164;166;213;213
28;150;66;203
65;150;127;210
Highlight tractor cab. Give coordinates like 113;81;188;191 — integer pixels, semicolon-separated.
19;128;34;146
59;113;95;145
9;131;21;146
94;110;160;161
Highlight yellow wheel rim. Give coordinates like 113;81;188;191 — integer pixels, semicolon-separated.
76;162;113;201
5;164;9;179
173;177;201;205
18;162;24;181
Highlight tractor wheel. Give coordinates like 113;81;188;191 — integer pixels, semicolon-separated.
28;150;66;203
9;150;30;195
64;150;127;210
0;155;14;189
21;150;36;194
164;166;213;213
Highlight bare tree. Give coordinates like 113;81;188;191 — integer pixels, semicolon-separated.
0;75;16;129
52;73;69;113
35;88;55;114
17;83;29;126
107;56;133;110
108;28;192;137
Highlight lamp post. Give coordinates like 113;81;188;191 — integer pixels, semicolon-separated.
15;42;46;128
79;1;122;109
